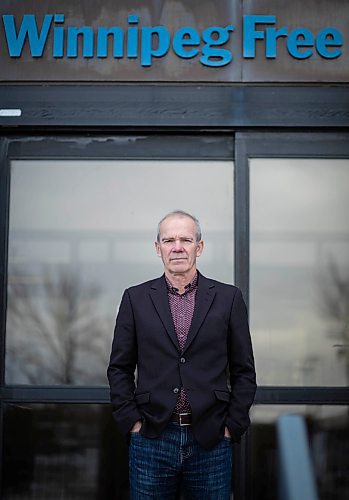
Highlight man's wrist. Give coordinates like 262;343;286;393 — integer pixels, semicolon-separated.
131;420;142;433
224;426;231;438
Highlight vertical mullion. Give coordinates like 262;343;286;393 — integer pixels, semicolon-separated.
234;132;251;500
234;132;250;307
0;137;10;500
0;138;9;387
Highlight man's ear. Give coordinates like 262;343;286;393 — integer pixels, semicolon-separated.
155;241;161;257
196;240;204;257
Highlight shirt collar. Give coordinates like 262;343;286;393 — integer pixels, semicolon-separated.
165;271;198;294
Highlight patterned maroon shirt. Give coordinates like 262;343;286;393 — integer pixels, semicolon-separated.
166;272;198;414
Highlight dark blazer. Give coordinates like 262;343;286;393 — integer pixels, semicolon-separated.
107;272;256;449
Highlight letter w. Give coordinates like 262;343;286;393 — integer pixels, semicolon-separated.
3;14;53;57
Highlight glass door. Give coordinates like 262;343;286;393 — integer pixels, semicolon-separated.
235;132;349;500
0;134;236;499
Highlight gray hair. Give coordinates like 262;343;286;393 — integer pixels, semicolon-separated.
157;210;202;243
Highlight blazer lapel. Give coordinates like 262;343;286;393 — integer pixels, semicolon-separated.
149;275;179;350
183;273;216;354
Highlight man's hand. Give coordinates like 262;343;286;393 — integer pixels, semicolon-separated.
131;420;142;433
224;426;231;438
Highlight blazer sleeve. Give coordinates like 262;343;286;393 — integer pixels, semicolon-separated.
107;289;142;435
226;287;257;442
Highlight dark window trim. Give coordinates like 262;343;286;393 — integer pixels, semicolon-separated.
236;131;349;158
4;133;235;160
0;138;9;387
0;85;349;129
0;386;348;405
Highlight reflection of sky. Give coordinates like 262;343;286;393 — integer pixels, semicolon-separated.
9;159;234;284
251;159;349;233
250;159;349;386
10;160;233;230
7;160;234;384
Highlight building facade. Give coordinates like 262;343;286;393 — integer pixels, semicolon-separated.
1;1;349;499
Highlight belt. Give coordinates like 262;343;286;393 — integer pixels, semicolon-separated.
171;412;192;426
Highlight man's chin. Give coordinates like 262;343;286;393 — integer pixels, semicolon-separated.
170;259;187;266
169;263;188;273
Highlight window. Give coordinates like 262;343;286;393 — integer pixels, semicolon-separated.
250;159;349;386
4;137;234;385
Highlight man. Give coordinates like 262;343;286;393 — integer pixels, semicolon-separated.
107;210;256;499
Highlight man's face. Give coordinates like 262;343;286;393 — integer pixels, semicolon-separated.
155;215;203;276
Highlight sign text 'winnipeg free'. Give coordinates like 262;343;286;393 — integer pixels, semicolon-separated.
2;13;343;67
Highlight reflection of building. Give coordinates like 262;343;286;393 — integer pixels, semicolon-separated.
0;1;349;499
251;406;349;500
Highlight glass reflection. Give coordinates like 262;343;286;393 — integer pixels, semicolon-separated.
6;160;234;384
6;267;107;384
250;159;349;386
2;404;128;500
250;405;349;500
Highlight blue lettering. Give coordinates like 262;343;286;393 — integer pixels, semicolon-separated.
67;27;94;57
3;14;53;57
200;26;234;67
172;27;200;58
97;27;123;58
265;27;288;58
316;28;342;59
53;14;65;57
287;28;314;59
2;12;344;67
127;14;138;58
243;15;276;58
141;26;170;67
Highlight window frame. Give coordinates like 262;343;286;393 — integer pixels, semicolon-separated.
0;132;235;400
0;121;349;499
236;131;349;405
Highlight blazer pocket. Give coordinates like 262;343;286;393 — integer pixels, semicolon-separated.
135;392;150;405
214;390;231;402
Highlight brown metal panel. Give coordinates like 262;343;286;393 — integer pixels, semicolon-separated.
0;0;242;82
242;0;349;82
1;0;348;83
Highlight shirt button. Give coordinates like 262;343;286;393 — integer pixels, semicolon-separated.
180;357;186;364
173;387;179;394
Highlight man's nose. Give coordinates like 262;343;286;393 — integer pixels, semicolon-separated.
173;239;184;251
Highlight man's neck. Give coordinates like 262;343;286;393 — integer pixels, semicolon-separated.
165;268;197;294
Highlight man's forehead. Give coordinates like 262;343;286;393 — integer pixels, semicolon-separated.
159;215;196;234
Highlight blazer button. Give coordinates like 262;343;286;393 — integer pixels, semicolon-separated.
180;357;186;364
173;387;179;394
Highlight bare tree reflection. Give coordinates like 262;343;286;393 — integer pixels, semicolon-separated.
6;267;110;384
320;259;349;384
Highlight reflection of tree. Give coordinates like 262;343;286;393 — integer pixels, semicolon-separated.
320;260;349;384
7;267;109;384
